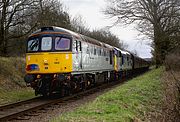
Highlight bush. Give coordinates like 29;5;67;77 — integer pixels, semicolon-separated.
165;48;180;71
164;47;180;121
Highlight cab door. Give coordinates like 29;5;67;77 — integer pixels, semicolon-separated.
77;40;82;70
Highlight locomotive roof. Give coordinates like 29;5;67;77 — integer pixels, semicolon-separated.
120;50;131;56
30;26;148;62
114;47;121;51
114;47;131;56
31;26;113;49
31;26;80;38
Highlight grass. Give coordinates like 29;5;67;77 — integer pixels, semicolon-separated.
0;88;34;105
0;57;34;105
52;68;163;122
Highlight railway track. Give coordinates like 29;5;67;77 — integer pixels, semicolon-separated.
0;80;123;122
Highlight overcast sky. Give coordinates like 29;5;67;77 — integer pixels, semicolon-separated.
61;0;152;58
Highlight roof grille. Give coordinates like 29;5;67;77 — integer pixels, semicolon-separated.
41;27;54;32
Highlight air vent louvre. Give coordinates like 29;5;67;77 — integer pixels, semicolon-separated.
41;27;54;32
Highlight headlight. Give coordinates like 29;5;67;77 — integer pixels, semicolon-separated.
26;64;39;71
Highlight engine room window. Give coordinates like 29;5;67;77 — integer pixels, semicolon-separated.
86;44;90;54
103;49;107;56
55;37;70;50
99;48;102;56
41;37;52;51
122;55;124;64
94;47;96;55
27;38;39;52
118;51;122;57
106;51;109;56
90;46;93;54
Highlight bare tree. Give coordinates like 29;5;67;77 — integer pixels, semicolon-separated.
131;49;139;56
0;0;73;56
104;0;180;67
35;0;71;29
87;29;124;49
70;15;90;35
70;15;124;48
0;0;39;56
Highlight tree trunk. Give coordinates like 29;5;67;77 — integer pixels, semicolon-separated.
0;0;8;56
154;25;163;68
2;40;8;56
154;42;161;68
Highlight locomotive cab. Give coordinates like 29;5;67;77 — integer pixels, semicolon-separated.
26;34;73;74
24;27;75;96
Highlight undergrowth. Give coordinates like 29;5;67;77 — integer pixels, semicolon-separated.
0;57;34;105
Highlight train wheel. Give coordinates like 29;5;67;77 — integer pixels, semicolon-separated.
60;86;65;97
42;91;50;97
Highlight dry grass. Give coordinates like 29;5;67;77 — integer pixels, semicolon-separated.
161;48;180;121
161;70;180;122
163;49;180;121
0;57;26;91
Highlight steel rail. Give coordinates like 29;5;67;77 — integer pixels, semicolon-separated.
0;97;42;111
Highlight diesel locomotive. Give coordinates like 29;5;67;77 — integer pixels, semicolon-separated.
24;26;149;96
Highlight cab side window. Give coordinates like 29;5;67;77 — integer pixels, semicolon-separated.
73;39;82;52
77;40;81;52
